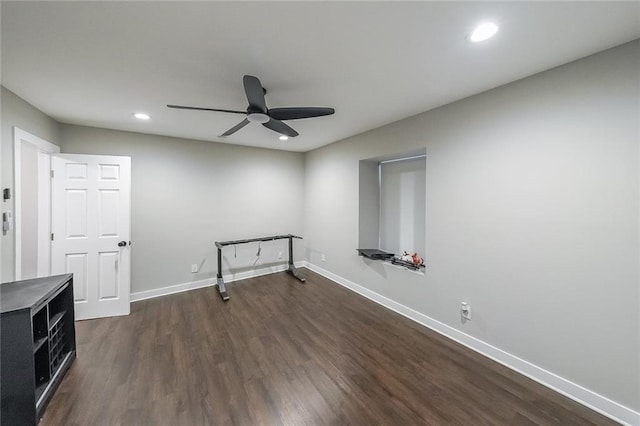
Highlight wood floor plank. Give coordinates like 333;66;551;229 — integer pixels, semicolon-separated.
39;270;619;426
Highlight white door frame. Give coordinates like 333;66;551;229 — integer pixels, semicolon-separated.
13;127;60;280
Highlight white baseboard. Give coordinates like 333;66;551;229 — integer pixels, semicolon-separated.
304;263;639;426
130;262;306;302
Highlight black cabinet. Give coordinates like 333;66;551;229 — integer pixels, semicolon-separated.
1;274;76;425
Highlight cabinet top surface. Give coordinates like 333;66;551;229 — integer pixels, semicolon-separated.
0;274;73;313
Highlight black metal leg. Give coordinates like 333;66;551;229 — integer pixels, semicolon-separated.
216;277;229;301
286;236;306;283
288;236;294;266
216;247;229;301
287;265;306;282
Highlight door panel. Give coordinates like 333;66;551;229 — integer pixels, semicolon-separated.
66;253;89;302
52;154;131;320
98;251;119;299
98;190;119;236
99;164;120;180
65;189;88;238
65;162;88;179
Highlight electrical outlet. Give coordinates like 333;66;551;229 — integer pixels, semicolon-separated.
191;264;198;273
321;253;326;262
278;251;283;259
461;302;471;320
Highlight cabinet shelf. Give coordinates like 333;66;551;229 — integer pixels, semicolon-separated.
49;311;66;330
33;337;48;354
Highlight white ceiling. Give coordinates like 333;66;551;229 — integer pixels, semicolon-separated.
2;1;639;152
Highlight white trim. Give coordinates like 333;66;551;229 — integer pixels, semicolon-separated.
379;154;426;164
13;127;59;280
304;263;640;426
36;152;52;277
130;261;307;302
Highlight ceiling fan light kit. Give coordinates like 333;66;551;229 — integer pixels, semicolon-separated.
247;113;270;123
168;75;335;139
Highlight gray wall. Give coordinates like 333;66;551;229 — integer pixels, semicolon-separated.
1;86;61;282
303;41;639;410
60;125;305;294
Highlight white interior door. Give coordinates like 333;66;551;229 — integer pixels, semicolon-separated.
51;154;131;320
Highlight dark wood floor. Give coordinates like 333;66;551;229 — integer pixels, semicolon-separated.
40;270;617;426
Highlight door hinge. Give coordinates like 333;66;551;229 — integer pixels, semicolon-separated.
50;170;54;178
51;233;54;241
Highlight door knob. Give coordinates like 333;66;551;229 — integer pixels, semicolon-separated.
118;241;127;247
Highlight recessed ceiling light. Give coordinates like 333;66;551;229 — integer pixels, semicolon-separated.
133;112;151;120
470;23;498;42
279;135;289;141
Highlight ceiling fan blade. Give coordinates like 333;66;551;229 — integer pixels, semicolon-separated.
268;107;335;121
220;118;250;137
243;75;267;113
262;118;299;137
167;104;246;115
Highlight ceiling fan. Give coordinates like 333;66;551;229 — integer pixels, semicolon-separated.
167;75;335;138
